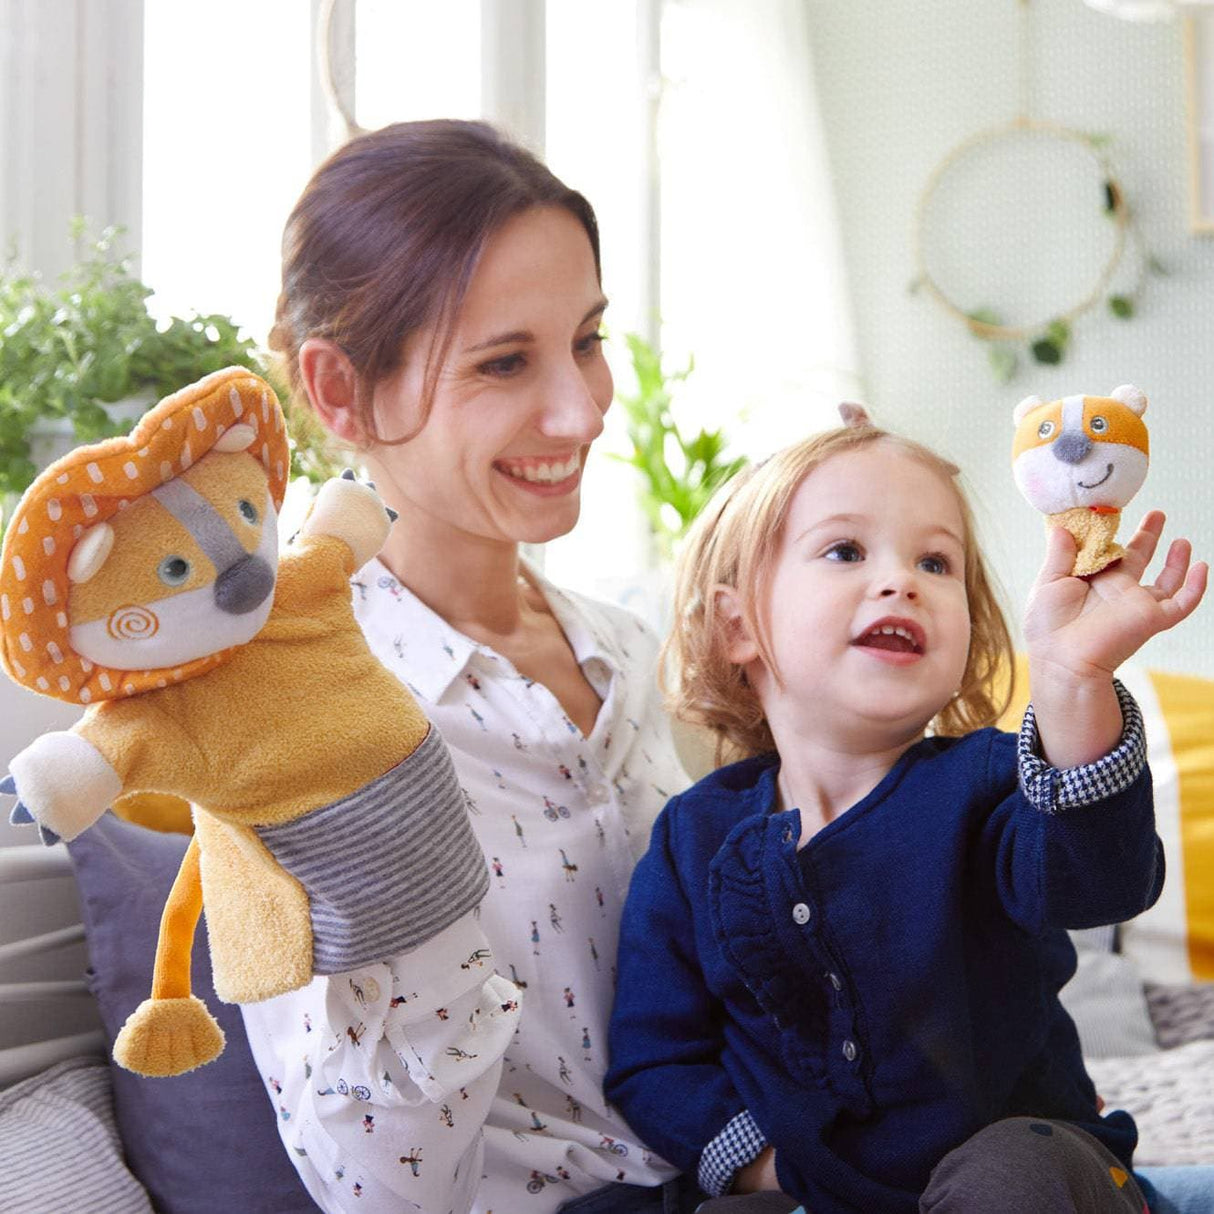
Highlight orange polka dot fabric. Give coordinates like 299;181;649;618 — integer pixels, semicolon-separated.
0;367;290;705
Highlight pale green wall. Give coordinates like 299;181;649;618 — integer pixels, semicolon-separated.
807;0;1214;678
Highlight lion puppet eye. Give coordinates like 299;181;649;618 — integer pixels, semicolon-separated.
157;555;192;586
1090;415;1108;434
238;498;259;524
1037;420;1056;439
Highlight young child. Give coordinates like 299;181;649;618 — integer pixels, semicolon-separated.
605;414;1207;1214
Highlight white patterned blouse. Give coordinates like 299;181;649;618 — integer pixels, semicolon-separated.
240;557;689;1214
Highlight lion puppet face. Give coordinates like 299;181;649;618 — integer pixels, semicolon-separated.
1012;385;1149;517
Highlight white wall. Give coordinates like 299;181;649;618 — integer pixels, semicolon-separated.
807;0;1214;678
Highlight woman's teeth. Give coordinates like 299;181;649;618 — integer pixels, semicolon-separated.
500;456;580;483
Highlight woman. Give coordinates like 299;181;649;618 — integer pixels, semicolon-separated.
241;119;714;1214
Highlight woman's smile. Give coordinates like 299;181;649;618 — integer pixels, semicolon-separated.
493;451;583;494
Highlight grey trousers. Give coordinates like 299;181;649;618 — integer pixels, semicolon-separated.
696;1117;1149;1213
920;1117;1148;1213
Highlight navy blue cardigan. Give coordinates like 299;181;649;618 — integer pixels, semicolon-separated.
605;713;1162;1213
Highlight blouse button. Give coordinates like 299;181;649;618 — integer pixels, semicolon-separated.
842;1039;858;1062
792;902;812;925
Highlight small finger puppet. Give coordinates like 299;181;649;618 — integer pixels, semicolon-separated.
1011;384;1149;577
0;368;487;1077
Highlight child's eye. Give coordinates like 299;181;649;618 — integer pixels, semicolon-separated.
575;330;606;356
824;541;863;563
478;352;527;377
918;553;951;575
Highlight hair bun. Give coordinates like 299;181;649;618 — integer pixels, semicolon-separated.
838;401;873;429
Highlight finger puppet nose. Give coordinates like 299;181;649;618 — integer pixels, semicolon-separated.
1051;431;1092;465
213;554;276;615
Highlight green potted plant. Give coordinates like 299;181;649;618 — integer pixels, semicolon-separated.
0;223;338;507
611;332;747;561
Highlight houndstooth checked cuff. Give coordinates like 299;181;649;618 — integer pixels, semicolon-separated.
1018;679;1147;814
698;1108;769;1197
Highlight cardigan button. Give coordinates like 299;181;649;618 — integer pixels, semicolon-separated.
792;902;812;925
842;1039;858;1062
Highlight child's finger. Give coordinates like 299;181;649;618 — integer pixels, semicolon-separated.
1163;561;1209;627
1151;537;1193;600
1119;510;1166;581
1038;524;1077;582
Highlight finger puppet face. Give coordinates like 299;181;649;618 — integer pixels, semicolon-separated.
1012;385;1149;515
66;434;278;670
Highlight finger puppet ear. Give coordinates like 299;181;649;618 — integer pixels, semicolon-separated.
66;522;115;585
1013;395;1043;426
212;423;258;453
838;401;873;429
1109;384;1148;417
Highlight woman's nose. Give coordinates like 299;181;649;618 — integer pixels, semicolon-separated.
539;364;610;441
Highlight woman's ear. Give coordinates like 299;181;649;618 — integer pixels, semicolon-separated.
298;338;363;443
714;585;760;666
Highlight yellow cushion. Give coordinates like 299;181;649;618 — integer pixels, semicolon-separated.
998;655;1214;983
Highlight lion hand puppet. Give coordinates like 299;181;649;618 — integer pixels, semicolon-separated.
0;368;488;1077
1011;384;1150;577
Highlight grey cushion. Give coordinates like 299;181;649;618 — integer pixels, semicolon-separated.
1059;948;1159;1060
0;1056;151;1213
1145;982;1214;1050
67;813;316;1213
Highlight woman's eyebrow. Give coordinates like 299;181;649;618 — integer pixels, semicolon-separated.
463;299;609;355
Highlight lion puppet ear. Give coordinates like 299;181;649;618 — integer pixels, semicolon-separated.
1013;394;1044;426
66;522;115;585
1109;384;1148;416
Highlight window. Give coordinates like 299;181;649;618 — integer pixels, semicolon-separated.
141;0;313;341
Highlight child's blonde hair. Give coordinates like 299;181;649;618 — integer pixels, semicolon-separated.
663;423;1014;762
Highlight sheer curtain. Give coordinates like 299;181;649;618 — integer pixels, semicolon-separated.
546;0;861;616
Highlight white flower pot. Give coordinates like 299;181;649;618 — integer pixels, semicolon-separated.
27;391;158;472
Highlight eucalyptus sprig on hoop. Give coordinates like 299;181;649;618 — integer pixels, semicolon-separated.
909;1;1163;382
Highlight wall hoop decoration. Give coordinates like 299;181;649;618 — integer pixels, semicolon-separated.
910;0;1155;380
913;117;1130;346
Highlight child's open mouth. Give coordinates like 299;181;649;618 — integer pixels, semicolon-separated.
851;618;925;663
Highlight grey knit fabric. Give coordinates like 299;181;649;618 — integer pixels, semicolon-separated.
256;725;489;973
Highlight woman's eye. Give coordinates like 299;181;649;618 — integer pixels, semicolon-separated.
919;553;950;575
238;499;258;523
1037;420;1056;439
157;556;191;586
824;541;863;563
1090;415;1108;434
575;330;606;356
478;352;526;377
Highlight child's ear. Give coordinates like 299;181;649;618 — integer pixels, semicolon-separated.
299;338;363;443
714;585;760;665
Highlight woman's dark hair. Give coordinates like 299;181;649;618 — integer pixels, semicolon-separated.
268;119;601;442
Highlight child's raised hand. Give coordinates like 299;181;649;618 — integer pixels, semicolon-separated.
1023;510;1207;682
